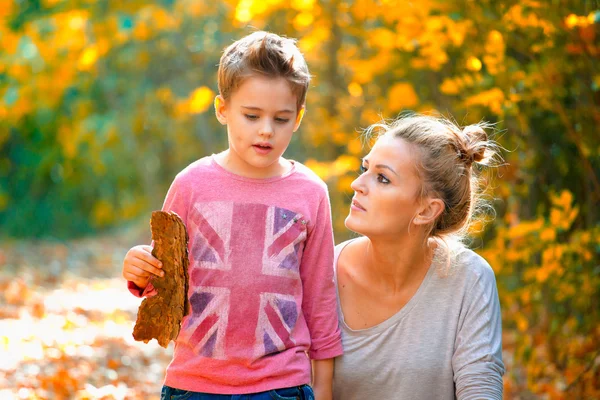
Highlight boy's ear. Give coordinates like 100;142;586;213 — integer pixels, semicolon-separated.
293;106;305;132
412;198;445;227
214;95;227;125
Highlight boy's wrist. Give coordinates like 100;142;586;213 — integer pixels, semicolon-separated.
312;384;333;400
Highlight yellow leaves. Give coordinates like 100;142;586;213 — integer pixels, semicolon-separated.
507;218;544;239
548;190;579;230
515;313;528;332
550;190;573;209
440;79;460;95
298;25;329;54
305;155;360;181
58;125;77;158
484;30;505;76
348;51;393;84
292;0;316;11
78;47;98;71
333;155;360;176
0;25;20;55
347;82;363;97
369;28;397;50
156;87;173;103
388;82;419;111
92;200;113;227
133;5;180;39
304;159;330;180
565;13;593;29
133;21;151;41
464;88;505;115
540;228;556;242
235;0;284;23
174;87;214;116
485;30;505;53
337;175;355;194
293;13;314;30
188;86;214;114
292;0;319;28
466;56;482;72
347;138;364;155
150;7;179;31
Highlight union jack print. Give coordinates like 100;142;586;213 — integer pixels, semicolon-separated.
179;201;308;361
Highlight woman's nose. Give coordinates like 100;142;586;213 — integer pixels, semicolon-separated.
350;174;367;194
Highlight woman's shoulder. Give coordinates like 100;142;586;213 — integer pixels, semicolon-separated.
450;246;498;288
335;238;364;260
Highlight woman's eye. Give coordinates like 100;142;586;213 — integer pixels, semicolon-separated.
275;117;290;124
377;174;390;184
245;114;258;120
359;165;367;174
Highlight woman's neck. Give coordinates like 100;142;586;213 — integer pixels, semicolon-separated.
362;233;434;294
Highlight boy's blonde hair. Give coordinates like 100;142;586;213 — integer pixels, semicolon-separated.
217;31;310;112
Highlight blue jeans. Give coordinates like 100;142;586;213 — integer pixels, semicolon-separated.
160;384;314;400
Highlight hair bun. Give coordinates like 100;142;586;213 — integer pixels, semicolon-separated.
460;125;488;165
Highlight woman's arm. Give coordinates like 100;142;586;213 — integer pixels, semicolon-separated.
453;258;505;399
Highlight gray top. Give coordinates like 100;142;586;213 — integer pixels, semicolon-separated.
332;240;504;400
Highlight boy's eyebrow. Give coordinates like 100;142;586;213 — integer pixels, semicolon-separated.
362;158;398;176
241;106;295;114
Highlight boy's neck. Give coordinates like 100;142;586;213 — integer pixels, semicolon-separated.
214;151;294;179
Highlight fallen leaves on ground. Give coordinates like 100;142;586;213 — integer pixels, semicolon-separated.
0;227;173;399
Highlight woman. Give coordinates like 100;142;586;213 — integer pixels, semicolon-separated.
333;114;505;399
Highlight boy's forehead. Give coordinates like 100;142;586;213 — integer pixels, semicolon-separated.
230;75;301;110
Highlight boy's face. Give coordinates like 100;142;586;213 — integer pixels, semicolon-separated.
215;75;304;179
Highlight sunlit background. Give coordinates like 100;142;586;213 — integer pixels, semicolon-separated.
1;0;599;398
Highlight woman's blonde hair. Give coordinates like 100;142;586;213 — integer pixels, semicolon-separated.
366;113;501;245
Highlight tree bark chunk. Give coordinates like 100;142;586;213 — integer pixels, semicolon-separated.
132;211;190;348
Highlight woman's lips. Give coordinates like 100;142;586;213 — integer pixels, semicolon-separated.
351;199;366;211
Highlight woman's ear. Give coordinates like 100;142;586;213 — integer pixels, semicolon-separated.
413;198;445;226
293;106;305;132
214;95;227;125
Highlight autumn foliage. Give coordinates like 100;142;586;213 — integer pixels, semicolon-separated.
1;0;599;398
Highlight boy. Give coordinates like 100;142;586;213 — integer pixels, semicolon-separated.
122;31;342;400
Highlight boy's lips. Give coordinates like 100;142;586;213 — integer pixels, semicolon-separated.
253;143;273;155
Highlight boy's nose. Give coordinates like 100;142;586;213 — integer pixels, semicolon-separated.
259;121;274;137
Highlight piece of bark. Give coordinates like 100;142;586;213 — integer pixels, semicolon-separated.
133;211;190;348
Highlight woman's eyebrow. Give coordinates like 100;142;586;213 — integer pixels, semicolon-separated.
362;159;398;176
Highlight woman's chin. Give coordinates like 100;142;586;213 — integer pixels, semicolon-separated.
344;216;367;235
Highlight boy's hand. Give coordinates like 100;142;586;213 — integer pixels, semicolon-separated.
312;358;334;400
312;385;333;400
122;245;164;289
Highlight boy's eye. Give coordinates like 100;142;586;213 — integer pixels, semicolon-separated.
359;165;367;174
245;114;258;120
275;117;290;124
377;174;390;184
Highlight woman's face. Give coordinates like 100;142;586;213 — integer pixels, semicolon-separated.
345;134;424;237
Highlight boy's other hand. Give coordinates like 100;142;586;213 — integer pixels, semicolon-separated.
122;245;164;289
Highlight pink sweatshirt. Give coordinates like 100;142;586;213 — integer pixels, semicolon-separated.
128;155;342;394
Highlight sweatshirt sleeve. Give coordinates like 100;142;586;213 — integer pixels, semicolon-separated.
127;171;191;298
300;190;343;360
453;258;505;399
